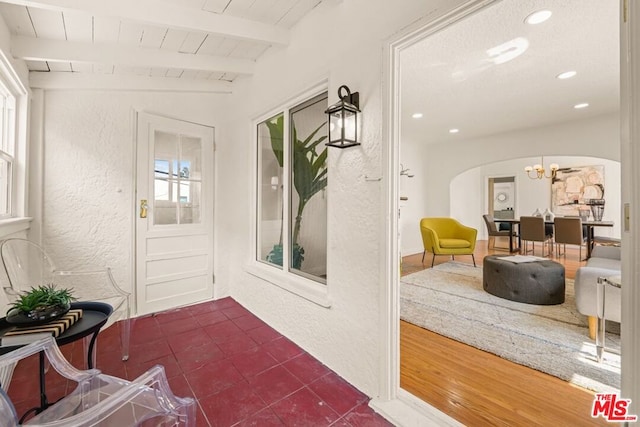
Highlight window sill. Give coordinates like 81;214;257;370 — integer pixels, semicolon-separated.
244;262;332;308
0;217;31;238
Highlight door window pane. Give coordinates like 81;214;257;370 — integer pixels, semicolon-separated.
153;131;203;225
179;181;201;224
154;160;170;201
181;137;202;180
154;131;178;225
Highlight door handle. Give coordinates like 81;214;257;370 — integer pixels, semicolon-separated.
140;199;148;218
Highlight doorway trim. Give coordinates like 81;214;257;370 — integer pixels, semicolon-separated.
372;0;499;423
486;175;516;226
620;0;640;413
372;0;640;423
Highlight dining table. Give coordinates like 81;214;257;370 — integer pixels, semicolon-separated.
494;217;615;258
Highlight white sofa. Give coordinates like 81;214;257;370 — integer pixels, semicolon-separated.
574;245;621;339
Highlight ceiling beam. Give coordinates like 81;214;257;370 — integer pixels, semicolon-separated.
12;36;255;75
28;71;233;92
1;0;290;46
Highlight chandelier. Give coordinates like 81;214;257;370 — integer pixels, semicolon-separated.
524;156;559;180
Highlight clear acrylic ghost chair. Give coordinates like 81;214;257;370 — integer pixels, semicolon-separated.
0;239;132;362
0;336;195;426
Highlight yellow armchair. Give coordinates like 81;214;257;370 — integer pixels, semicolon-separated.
420;217;478;267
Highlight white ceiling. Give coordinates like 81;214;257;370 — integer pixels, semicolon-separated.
0;0;324;91
400;0;620;143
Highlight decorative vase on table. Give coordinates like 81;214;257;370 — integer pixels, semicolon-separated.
579;208;590;221
6;302;71;326
532;208;542;217
587;199;605;221
5;284;76;326
543;208;555;221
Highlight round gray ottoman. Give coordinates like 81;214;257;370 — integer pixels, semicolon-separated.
483;256;565;305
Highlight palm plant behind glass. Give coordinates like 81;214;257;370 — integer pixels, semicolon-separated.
265;115;327;269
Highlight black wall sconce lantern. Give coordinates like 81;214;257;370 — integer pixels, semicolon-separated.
325;85;360;148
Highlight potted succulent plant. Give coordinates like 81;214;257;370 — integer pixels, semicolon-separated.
6;284;76;325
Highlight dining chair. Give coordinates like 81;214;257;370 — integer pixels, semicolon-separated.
482;214;514;251
0;336;195;426
0;238;133;363
554;217;587;260
519;216;553;257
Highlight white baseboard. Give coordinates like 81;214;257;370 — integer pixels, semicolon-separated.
369;389;464;427
401;247;424;257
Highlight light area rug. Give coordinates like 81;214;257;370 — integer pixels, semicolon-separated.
401;261;621;393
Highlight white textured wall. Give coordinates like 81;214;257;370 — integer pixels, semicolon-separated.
216;0;466;397
40;91;227;302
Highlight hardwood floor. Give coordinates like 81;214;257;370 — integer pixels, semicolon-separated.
400;240;611;426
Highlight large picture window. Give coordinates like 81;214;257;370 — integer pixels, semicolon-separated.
257;92;328;284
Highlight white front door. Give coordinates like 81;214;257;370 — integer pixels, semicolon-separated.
135;112;214;315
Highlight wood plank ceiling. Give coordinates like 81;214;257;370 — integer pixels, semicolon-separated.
0;0;324;91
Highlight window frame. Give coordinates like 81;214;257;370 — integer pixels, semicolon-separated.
246;82;331;308
0;76;15;219
286;93;328;284
0;150;12;218
0;50;29;237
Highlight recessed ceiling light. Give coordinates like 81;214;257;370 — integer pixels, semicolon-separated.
449;128;459;134
525;10;552;25
574;103;589;109
557;71;577;79
412;113;423;119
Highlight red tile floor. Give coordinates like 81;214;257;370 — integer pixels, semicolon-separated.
6;297;393;426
